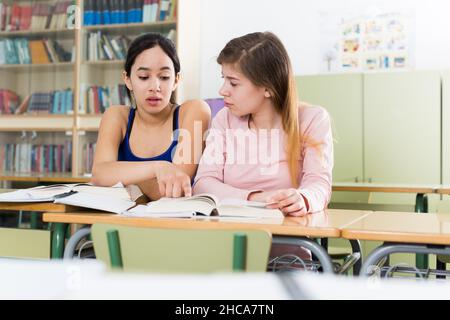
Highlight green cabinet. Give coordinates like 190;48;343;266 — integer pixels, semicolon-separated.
364;72;441;185
443;71;450;184
296;74;364;183
296;71;441;186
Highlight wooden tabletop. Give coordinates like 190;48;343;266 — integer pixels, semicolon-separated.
341;211;450;245
435;186;450;195
0;202;83;213
42;209;370;238
332;182;437;194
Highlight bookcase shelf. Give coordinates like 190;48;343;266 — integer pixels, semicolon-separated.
0;62;74;71
0;0;178;181
0;28;75;38
77;115;102;131
0;115;73;131
83;20;176;32
0;172;89;183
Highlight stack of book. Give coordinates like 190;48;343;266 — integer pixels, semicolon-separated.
1;141;72;174
83;0;176;26
0;1;73;31
24;89;73;115
80;84;129;114
85;31;130;61
0;38;72;65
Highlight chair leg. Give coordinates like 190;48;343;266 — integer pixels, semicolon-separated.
106;230;123;269
436;257;447;280
232;233;247;271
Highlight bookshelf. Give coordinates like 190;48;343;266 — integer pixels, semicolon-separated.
0;0;178;184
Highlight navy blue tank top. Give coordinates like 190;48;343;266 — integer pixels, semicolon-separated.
117;106;180;162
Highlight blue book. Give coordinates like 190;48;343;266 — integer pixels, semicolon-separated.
159;0;170;21
51;91;59;114
111;0;120;24
83;0;93;26
66;90;73;114
92;0;100;25
126;0;134;23
102;0;111;25
119;0;126;23
136;0;143;23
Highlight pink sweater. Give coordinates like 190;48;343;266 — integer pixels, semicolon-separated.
193;104;333;213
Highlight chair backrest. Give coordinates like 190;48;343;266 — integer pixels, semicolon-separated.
204;98;224;118
0;227;51;259
91;224;272;273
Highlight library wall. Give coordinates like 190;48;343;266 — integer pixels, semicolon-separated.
197;0;450;99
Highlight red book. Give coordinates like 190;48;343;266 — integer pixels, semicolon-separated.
9;4;21;31
19;5;32;30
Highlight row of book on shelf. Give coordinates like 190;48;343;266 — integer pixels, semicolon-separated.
0;84;129;115
86;32;130;61
82;141;96;174
1;141;73;174
85;29;174;62
0;38;72;65
0;0;73;32
83;0;176;26
80;84;130;114
2;90;73;115
0;89;73;115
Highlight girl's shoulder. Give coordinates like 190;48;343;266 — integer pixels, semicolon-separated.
298;102;330;123
100;105;132;131
178;99;211;119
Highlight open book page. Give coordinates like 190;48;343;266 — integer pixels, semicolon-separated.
217;204;284;219
0;184;75;202
122;205;196;218
141;194;218;216
53;192;136;214
0;182;135;204
121;194;219;217
121;193;283;220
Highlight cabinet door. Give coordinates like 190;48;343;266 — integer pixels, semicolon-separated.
364;71;441;184
295;74;363;182
443;71;450;184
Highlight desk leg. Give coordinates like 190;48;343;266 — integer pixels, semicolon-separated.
350;239;363;276
30;212;39;229
415;193;429;270
51;223;67;259
273;236;334;274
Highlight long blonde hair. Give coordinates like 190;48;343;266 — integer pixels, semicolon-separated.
217;32;301;187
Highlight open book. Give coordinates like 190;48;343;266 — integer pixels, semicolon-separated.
0;183;143;214
123;193;284;219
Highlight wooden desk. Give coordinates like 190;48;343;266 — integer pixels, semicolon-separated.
435;186;450;195
43;209;370;273
341;211;450;277
0;202;78;213
332;182;437;213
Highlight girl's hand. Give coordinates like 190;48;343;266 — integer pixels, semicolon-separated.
265;188;309;217
155;162;192;198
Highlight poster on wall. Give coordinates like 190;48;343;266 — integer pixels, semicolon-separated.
319;6;415;73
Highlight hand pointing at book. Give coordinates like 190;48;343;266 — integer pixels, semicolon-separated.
155;162;192;198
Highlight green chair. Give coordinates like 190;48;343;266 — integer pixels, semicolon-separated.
435;200;450;277
91;223;272;273
0;227;51;259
